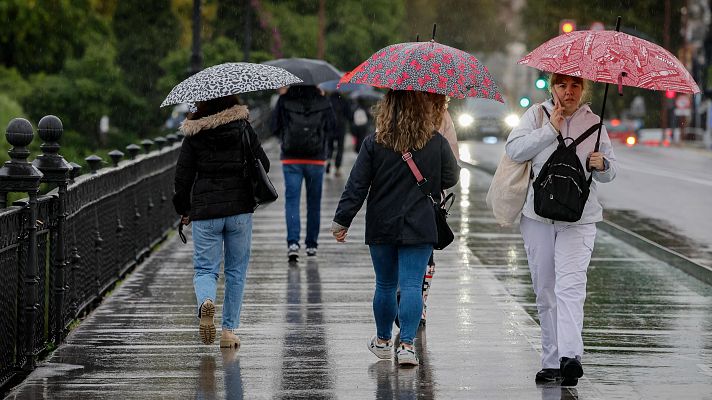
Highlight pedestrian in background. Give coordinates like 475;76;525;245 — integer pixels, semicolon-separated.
271;85;336;262
332;90;459;366
326;92;350;177
350;96;375;153
505;73;617;385
173;95;270;349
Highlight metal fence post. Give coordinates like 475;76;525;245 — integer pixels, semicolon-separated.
32;115;71;344
0;118;43;371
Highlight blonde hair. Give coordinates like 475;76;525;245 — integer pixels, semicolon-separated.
548;73;591;105
374;90;447;152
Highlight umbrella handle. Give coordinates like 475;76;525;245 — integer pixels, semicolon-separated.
617;72;627;96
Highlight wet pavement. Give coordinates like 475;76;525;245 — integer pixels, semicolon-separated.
5;141;712;399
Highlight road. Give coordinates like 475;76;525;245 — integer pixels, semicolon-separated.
460;140;712;263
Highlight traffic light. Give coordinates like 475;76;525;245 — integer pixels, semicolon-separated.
519;96;531;108
535;75;548;90
664;90;676;99
559;19;576;35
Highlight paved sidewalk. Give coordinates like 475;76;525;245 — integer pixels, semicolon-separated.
6;142;594;399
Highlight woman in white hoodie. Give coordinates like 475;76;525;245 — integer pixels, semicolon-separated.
505;73;617;385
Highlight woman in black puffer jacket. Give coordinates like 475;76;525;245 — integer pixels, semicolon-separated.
173;95;269;349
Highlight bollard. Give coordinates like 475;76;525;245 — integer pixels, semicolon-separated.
141;139;154;154
32;115;71;344
154;136;167;150
0;118;43;371
108;150;124;167
85;155;103;174
125;144;141;160
165;134;178;145
68;162;81;184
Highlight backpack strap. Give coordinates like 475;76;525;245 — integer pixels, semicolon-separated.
570;123;602;148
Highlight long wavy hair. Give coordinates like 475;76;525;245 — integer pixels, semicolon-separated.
374;90;447;152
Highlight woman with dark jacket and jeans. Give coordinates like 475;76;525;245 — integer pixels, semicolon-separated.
331;90;460;366
173;95;269;349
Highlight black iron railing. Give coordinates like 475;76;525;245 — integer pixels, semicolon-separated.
0;116;181;389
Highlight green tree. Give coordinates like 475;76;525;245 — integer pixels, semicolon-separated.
22;43;144;147
404;0;512;53
0;0;111;75
113;0;180;128
326;1;406;70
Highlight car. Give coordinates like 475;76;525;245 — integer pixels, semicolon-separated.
603;118;639;146
452;98;519;143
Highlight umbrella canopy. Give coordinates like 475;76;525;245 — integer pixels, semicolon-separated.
263;58;341;85
339;41;504;101
318;79;371;93
161;62;302;107
518;30;700;94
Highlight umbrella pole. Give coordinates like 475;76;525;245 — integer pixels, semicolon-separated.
595;83;611;152
594;16;622;153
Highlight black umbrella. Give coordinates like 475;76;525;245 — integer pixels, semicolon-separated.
263;58;341;86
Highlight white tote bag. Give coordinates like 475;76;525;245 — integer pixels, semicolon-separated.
485;105;545;227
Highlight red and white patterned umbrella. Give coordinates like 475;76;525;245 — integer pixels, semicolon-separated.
339;41;504;101
518;30;700;94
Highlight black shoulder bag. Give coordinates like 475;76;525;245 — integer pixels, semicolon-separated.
242;129;278;209
402;151;455;250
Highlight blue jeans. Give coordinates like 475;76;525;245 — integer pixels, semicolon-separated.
369;244;433;345
192;213;252;330
283;163;325;248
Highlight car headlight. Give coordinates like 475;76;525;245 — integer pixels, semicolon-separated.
458;113;474;127
504;114;520;128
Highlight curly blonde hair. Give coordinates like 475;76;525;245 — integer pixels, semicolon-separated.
374;90;447;153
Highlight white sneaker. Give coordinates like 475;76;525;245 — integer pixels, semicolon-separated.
306;247;317;257
287;243;299;262
396;344;418;366
368;335;393;359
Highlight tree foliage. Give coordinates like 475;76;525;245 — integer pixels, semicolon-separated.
0;0;111;75
404;0;513;53
113;0;181;114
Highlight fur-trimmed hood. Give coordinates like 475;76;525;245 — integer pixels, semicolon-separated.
180;105;249;136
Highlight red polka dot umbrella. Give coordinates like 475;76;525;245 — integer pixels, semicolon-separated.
339;41;504;102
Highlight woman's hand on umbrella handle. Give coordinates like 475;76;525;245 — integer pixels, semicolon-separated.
180;215;191;225
587;152;605;171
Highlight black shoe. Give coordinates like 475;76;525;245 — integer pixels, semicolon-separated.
560;357;583;386
535;368;561;383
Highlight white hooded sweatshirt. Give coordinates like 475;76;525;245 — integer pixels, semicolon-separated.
505;99;617;225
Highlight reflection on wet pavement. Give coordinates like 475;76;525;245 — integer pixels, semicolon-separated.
278;260;333;399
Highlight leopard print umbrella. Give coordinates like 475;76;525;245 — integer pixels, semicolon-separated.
161;62;302;107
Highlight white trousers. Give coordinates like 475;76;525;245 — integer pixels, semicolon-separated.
519;216;596;369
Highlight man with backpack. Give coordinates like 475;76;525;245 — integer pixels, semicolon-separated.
504;73;617;386
271;85;336;262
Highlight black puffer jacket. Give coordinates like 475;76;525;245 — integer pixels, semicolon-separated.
333;133;459;245
172;105;270;221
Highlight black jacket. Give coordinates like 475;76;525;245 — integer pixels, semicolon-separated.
270;86;336;161
173;105;270;221
333;133;460;245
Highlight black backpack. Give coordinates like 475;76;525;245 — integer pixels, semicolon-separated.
281;98;330;158
533;110;602;222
